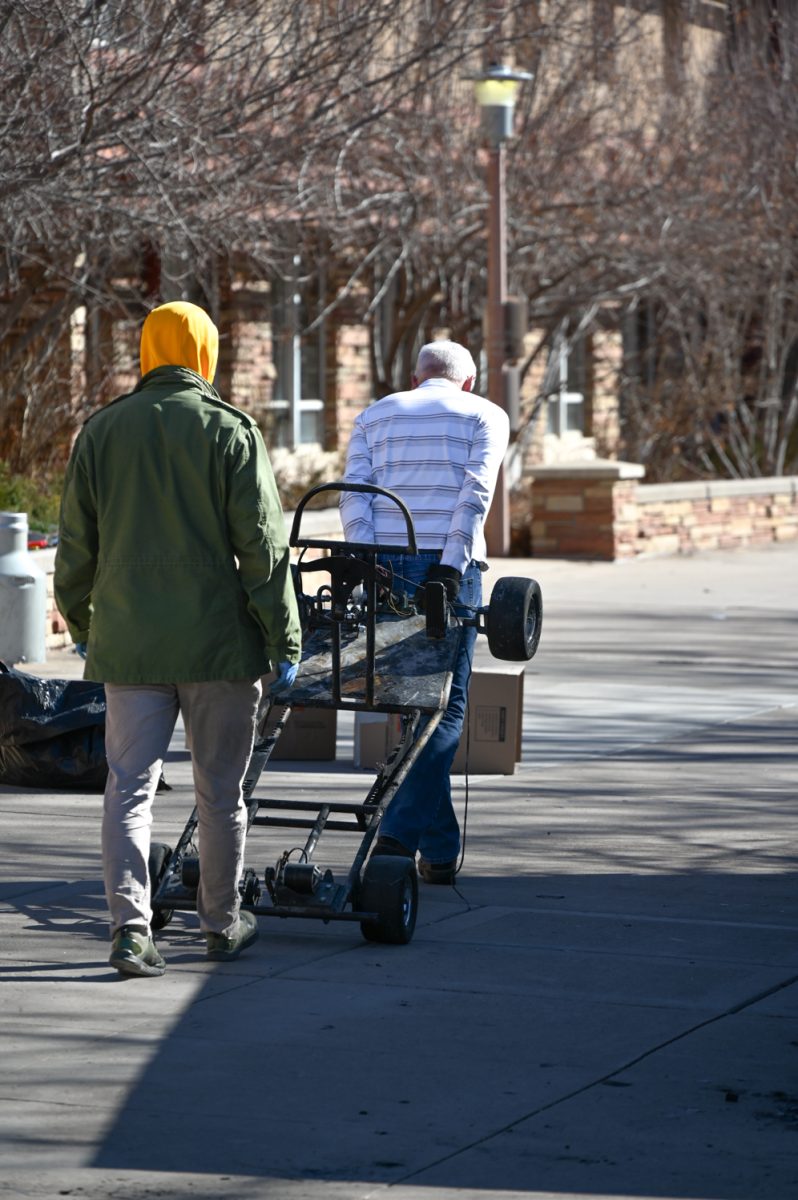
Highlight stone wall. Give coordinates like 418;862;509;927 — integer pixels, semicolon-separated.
634;477;798;557
525;465;798;560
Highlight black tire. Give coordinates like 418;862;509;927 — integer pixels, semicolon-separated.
181;856;200;889
241;868;262;906
148;842;173;931
358;855;418;945
486;576;542;661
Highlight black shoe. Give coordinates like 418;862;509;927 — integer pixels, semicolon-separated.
373;836;414;858
418;856;457;885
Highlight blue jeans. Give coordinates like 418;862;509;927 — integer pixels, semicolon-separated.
377;552;481;863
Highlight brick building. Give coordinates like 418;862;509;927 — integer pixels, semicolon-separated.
3;1;793;540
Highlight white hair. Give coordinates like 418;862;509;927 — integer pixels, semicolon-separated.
415;340;476;384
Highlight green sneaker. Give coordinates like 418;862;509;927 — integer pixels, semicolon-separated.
206;910;259;962
109;925;166;978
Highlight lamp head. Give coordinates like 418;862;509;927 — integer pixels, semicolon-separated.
471;63;533;145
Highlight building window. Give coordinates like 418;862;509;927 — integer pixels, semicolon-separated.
546;328;587;436
271;256;326;448
621;300;659;391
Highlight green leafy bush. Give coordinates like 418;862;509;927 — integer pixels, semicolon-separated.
0;462;63;530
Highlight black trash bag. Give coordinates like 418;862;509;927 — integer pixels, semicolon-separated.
0;663;173;792
0;727;109;790
0;661;108;790
0;662;106;744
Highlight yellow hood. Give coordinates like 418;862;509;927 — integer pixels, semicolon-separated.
140;301;219;382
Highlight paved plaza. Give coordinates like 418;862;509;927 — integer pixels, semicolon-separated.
1;542;796;1200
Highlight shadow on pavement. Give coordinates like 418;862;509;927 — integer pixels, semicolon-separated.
70;867;798;1200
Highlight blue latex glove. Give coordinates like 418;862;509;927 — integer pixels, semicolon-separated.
269;661;298;696
75;642;87;659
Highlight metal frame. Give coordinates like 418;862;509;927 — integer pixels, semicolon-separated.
150;483;464;931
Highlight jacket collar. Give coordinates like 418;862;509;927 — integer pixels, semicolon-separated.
137;365;221;402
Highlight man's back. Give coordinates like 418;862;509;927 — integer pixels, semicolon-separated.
341;377;509;570
56;364;299;684
76;366;255;564
338;339;506;877
53;300;297;975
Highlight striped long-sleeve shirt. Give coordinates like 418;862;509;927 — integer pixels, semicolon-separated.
340;378;510;575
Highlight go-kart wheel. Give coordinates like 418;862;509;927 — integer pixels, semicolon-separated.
181;855;200;889
241;868;262;906
148;841;173;931
358;855;418;945
151;907;172;931
486;576;542;661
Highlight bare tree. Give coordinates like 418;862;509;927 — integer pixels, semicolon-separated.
597;1;798;479
295;1;660;400
4;0;797;485
0;0;499;468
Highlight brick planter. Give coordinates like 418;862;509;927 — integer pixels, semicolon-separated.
529;460;645;560
524;465;798;560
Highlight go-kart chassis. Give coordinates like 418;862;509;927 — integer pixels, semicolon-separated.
149;482;541;944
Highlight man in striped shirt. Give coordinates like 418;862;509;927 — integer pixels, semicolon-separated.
340;340;509;884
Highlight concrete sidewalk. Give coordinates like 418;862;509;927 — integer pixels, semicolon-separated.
1;542;796;1200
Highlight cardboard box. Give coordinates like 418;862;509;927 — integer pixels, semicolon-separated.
451;666;525;775
353;711;404;769
352;668;524;775
271;706;337;761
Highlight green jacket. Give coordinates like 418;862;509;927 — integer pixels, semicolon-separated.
54;366;302;683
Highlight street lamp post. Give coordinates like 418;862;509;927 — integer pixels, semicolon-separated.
473;64;532;557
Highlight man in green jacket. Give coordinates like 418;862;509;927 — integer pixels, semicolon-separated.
55;300;302;978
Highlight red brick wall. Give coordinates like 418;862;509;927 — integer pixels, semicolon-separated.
224;275;275;421
328;324;372;451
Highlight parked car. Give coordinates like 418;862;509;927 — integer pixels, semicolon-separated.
27;530;57;550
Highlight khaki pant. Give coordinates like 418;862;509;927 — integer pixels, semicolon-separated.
102;680;262;938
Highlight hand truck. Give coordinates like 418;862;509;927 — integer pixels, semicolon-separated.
149;482;542;945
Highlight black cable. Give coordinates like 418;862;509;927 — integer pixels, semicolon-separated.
454;690;469;879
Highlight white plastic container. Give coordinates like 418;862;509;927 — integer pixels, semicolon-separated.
0;512;47;665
